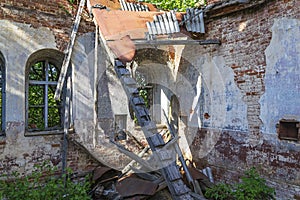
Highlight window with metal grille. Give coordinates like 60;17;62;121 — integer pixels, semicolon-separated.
27;60;63;132
0;52;5;134
277;119;300;141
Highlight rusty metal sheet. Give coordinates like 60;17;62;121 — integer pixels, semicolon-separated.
116;177;158;198
92;166;116;182
92;9;183;40
188;166;208;180
92;8;184;62
107;35;136;63
93;9;157;40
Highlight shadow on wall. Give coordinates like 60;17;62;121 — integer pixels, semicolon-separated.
97;69;114;136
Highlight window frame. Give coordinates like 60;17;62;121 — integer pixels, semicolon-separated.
277;119;300;142
25;50;66;135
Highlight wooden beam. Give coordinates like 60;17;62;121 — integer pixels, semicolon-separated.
111;140;157;172
54;0;86;100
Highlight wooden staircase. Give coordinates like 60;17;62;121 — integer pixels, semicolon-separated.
114;60;199;200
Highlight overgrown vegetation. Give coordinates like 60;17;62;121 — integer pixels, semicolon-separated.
205;168;276;200
0;162;91;200
68;0;78;4
142;0;205;11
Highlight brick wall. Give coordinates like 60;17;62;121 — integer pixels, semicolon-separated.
192;129;300;199
202;0;298;135
190;0;300;199
0;135;100;176
0;0;94;51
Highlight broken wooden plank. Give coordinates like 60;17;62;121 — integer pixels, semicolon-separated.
112;141;156;172
129;166;160;181
121;146;150;175
125;130;145;148
163;109;203;196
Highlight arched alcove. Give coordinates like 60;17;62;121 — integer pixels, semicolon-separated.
134;48;201;124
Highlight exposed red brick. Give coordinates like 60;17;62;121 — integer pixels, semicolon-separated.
0;0;94;51
191;1;299;198
51;144;61;148
236;80;246;84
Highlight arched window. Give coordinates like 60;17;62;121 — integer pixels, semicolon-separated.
0;52;5;134
26;49;66;132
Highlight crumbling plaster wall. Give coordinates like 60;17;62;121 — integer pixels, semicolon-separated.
131;44;248;159
260;18;300;134
189;0;300;199
0;19;99;176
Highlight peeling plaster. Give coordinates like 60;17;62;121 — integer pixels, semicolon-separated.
0;20;57;122
193;55;248;131
260;18;300;134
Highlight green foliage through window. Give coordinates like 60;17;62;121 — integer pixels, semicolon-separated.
136;71;150;108
28;61;62;131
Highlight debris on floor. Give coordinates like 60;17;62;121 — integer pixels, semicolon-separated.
83;127;215;199
90;162;214;199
